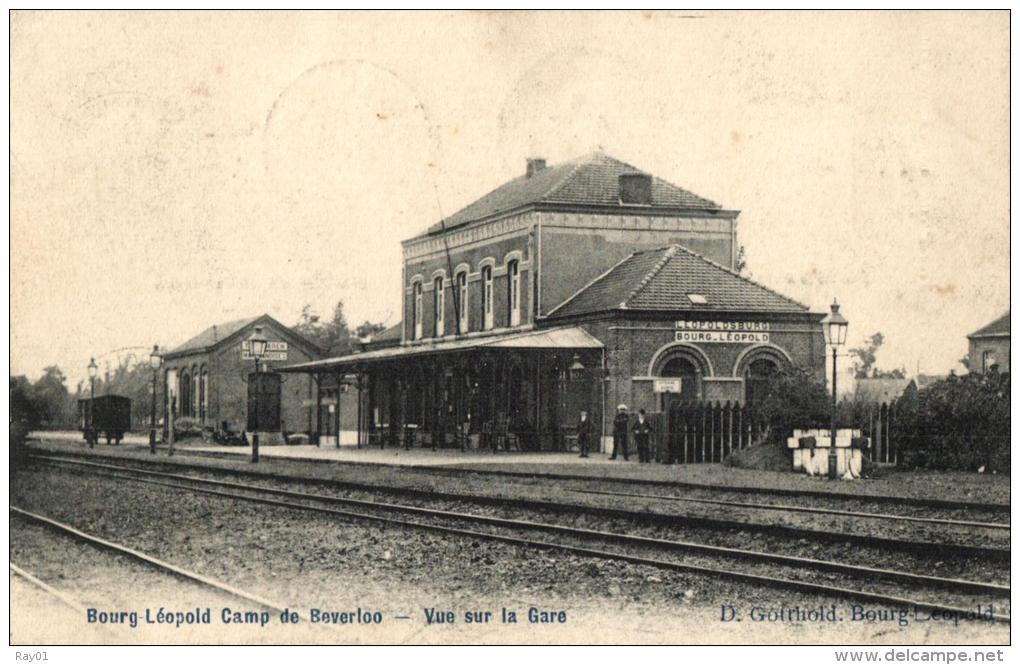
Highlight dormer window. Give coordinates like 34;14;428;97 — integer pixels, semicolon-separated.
619;173;652;205
687;294;708;305
433;275;445;337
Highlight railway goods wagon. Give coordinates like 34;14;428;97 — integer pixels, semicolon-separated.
78;394;132;447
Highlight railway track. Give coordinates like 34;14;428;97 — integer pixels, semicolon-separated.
160;445;1011;515
10;506;288;613
26;455;1010;623
30;453;1011;562
567;488;1010;530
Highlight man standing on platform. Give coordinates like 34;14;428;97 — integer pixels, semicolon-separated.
609;404;630;461
577;410;592;458
633;409;654;463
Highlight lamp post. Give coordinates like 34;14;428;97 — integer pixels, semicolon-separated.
248;326;268;464
149;345;162;454
821;299;849;479
87;357;98;448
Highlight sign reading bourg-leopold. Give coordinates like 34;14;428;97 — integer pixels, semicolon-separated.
241;340;289;361
674;320;770;344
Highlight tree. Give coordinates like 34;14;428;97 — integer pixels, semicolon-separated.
355;321;386;339
735;245;747;274
748;364;831;445
294;300;387;356
10;375;41;426
32;366;72;427
849;332;884;379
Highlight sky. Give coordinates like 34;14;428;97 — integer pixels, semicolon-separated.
10;11;1010;388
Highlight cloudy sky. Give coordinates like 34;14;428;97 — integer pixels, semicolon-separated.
10;11;1009;387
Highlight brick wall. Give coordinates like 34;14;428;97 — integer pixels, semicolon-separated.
969;337;1010;374
403;223;534;340
538;211;736;315
581;314;825;436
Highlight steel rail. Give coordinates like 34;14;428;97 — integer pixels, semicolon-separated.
10;562;90;615
33;454;1012;562
39;458;1011;606
10;507;288;614
73;468;1012;624
166;446;1011;514
30;445;1012;514
568;488;1010;530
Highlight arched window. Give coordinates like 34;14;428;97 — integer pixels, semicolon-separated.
199;367;208;422
481;265;494;330
660;357;700;402
433;275;445;337
456;271;469;334
744;358;778;406
180;369;192;417
507;260;520;327
412;281;423;340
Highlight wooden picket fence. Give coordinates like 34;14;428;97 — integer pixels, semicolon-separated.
665;400;900;465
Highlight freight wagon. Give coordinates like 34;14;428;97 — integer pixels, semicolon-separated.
78;394;132;447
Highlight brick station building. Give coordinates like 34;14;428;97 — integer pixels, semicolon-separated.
281;153;826;451
161;314;323;440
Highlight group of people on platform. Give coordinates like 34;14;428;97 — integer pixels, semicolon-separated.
575;404;655;462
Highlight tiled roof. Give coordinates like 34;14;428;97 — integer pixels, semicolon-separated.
855;378;912;403
548;245;810;318
165;314;324;357
968;311;1010;338
167;316;260;355
419;152;722;236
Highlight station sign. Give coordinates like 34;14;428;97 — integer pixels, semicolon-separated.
675;320;769;344
241;340;288;361
653;378;682;393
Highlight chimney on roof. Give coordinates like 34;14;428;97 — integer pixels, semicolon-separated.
619;172;652;205
526;158;547;178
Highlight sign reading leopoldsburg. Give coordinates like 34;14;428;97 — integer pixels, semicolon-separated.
674;321;770;344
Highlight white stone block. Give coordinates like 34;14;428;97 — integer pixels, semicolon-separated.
792;449;803;470
787;437;799;449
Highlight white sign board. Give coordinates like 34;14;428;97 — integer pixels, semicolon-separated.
241;340;288;361
675;330;770;344
653;378;682;393
674;321;770;344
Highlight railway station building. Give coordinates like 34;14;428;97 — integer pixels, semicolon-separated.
161;314;323;440
280;153;827;451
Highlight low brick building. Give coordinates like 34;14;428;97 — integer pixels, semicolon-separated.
161;314;323;439
967;311;1010;374
280;153;826;452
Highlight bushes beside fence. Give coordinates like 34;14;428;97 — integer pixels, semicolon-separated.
892;371;1009;472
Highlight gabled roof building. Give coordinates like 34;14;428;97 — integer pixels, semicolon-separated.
281;153;826;450
967;310;1010;374
162;313;323;439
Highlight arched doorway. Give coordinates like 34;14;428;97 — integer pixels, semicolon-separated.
744;357;779;407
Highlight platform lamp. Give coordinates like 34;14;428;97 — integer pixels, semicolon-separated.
248;326;269;463
149;345;162;454
87;357;98;449
821;299;849;479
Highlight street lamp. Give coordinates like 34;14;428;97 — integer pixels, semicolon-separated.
87;357;98;448
149;344;162;454
248;326;268;463
821;299;849;479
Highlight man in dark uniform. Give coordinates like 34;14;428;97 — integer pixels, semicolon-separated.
632;409;654;463
609;404;630;461
576;410;592;458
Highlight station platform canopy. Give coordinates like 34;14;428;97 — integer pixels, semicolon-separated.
276;325;603;374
